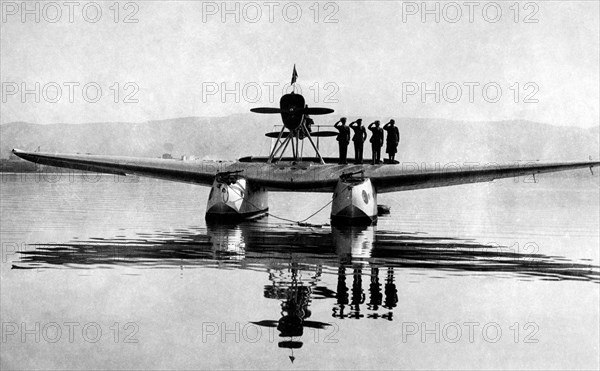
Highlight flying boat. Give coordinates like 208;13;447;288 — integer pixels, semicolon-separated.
12;68;600;225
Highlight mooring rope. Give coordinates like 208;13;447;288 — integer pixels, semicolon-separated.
225;186;341;227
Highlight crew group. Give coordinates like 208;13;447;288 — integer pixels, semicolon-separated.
334;118;399;165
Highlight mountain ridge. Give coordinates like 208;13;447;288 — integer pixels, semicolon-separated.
2;115;598;163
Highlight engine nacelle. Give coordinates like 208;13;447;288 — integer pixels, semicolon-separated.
279;92;305;131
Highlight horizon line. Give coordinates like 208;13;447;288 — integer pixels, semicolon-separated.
2;116;599;130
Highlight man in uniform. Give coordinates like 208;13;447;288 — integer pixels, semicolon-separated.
304;105;314;134
334;117;351;164
349;119;367;164
368;120;384;165
299;112;314;140
383;119;399;162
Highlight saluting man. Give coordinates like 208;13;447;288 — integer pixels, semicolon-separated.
334;117;351;164
349;119;367;164
383;119;399;162
368;120;384;165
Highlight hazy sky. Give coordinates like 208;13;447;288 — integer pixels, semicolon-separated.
1;1;598;127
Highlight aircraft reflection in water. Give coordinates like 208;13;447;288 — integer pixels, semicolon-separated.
251;265;333;362
249;263;399;361
12;222;599;361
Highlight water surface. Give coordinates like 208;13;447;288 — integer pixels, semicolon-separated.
1;172;598;370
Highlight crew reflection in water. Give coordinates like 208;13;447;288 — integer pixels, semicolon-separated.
251;259;401;361
333;266;398;320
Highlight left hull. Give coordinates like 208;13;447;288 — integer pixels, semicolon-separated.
205;178;268;222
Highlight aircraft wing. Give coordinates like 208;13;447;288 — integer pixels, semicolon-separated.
225;159;599;192
12;149;598;193
367;160;599;193
11;149;231;186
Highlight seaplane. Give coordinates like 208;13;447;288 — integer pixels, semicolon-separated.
12;68;600;225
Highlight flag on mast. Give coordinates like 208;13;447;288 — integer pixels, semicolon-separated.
291;64;298;85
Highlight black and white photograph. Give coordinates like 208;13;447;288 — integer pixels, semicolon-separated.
1;1;599;369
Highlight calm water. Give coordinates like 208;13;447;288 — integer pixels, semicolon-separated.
1;172;599;370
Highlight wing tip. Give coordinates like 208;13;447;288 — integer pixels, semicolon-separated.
11;148;27;159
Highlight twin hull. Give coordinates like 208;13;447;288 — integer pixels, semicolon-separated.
205;174;378;224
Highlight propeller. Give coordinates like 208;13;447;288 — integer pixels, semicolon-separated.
251;107;334;115
250;107;283;114
303;107;334;115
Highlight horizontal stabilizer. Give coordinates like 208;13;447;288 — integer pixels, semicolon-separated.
265;131;291;138
265;130;338;138
310;131;337;137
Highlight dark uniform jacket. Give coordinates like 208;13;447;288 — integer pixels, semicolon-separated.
336;125;351;144
351;126;367;143
385;126;399;145
369;127;384;147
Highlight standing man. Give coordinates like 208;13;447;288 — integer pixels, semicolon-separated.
383;119;399;162
304;105;314;134
334;117;350;164
349;119;367;164
368;120;384;165
300;111;314;140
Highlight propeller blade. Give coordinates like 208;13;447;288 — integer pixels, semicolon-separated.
310;131;338;137
251;107;282;114
251;106;334;115
265;131;292;138
303;107;334;115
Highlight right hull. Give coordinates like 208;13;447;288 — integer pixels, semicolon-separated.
330;178;377;225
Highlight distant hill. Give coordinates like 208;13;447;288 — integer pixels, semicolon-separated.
1;115;598;163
